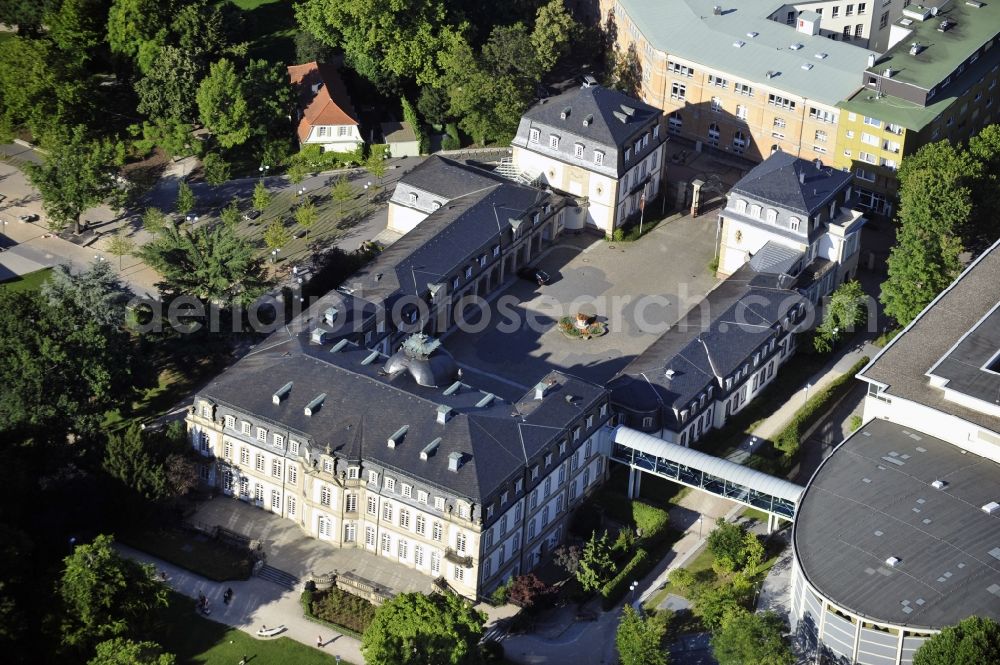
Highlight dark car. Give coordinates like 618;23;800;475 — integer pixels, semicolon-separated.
17;213;39;223
517;267;550;285
242;209;262;221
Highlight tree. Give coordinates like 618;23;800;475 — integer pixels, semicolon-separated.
106;0;168;67
220;199;241;228
814;280;868;352
197;59;251;149
60;535;168;648
0;0;55;34
25;125;126;234
609;43;642;96
201;153;230;186
400;95;427;155
252;180;271;213
913;616;1000;665
263;219;292;255
142;207;168;233
706;519;747;572
89;638;175;665
139;223;271;306
170;0;229;66
135;46;202;123
616;605;669;665
104;425;170;502
175;181;195;217
740;532;766;579
554;543;582;575
0;35;84;139
129;118;196;160
482;23;540;82
710;609;793;665
41;261;130;328
0;284;135;439
880;140;977;326
507;574;555;610
417;84;450;127
295;200;318;235
242;59;294;140
106;228;136;270
531;0;577;74
666;568;695;595
695;585;747;631
966;124;1000;249
294;29;333;63
361;592;485;665
45;0;106;69
365;151;388;186
331;176;353;217
577;531;615;592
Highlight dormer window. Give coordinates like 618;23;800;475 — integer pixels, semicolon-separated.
625;148;631;163
549;135;559;149
594;151;604;166
789;217;801;231
766;209;777;223
574;143;584;158
749;204;761;218
735;199;747;213
529;128;539;143
653;125;660;138
409;192;417;204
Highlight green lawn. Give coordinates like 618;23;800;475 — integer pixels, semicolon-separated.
739;507;770;523
120;527;252;582
0;267;53;292
158;591;344;665
228;0;280;8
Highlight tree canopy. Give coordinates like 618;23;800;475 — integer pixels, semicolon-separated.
814;280;869;353
913;616;1000;665
361;592;486;665
616;605;669;665
196;59;251;149
577;530;615;592
710;608;794;665
88;638;176;665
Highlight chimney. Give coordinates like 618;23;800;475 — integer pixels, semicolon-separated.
310;328;328;344
799;172;806;184
437;405;454;424
272;381;293;405
867;53;876;68
447;451;463;472
476;393;495;408
713;5;722;14
323;307;338;325
311;81;324;95
304;393;326;416
534;379;556;400
814;158;823;170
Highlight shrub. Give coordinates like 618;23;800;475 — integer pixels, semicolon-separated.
601;548;649;610
201;152;230;185
508;574;556;611
849;414;863;432
490;578;512;606
667;567;695;595
632;501;670;544
612;228;625;242
307;587;377;634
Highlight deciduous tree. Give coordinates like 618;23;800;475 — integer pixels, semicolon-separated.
913;616;1000;665
106;228;136;270
263;219;292;254
201;152;230;186
616;605;669;665
295;200;318;236
531;0;577;74
135;46;202;123
331;175;353;216
106;0;168;68
507;573;555;610
814;280;869;352
577;531;615;592
60;534;168;648
242;59;294;141
710;608;793;665
252;180;271;213
89;638;175;665
196;59;251;149
361;592;485;665
175;181;195;217
25;125;126;234
706;519;746;572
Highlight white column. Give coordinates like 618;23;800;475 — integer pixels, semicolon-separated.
627;467;636;499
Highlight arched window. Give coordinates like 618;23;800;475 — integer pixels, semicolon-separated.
733;130;749;154
668;111;683;134
707;123;720;147
766;208;778;223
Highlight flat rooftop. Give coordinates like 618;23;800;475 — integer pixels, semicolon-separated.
870;1;1000;91
928;303;1000;409
858;239;1000;434
794;418;1000;630
617;0;874;106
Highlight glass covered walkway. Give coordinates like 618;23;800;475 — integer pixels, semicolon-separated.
607;426;804;521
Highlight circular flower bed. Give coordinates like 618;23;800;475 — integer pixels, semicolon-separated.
558;314;607;340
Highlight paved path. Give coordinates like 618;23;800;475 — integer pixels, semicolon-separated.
116;544;365;664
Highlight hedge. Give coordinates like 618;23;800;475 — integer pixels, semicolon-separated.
601;548;649;610
300;587;374;638
774;356;869;465
632;501;670;544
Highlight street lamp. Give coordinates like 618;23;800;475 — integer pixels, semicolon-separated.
258;164;270;181
629;580;639;604
94;254;106;263
364;182;371;203
697;515;704;538
271;248;281;264
185;214;199;225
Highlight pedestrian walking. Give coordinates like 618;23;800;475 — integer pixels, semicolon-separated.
317;635;323;647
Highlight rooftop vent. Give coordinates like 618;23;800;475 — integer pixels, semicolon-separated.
621;105;636;116
310;328;328;344
583;114;594;127
909;42;924;56
361;350;380;365
311;82;323;94
814;52;828;60
967;0;984;7
747;31;759;38
938;19;955;32
476;393;495;408
790;43;804;50
330;339;349;353
420;437;441;460
437;404;454;424
884;67;894;78
713;5;722;15
868;53;876;68
535;379;556;400
765;70;776;79
886;556;901;567
272;381;293;405
801;63;814;70
799;172;806;184
814;158;823;170
931;479;948;490
323;307;338;325
447;451;463;472
665;369;676;379
613;110;628;123
733;40;746;48
560;107;571;119
387;425;409;449
304;393;326;416
983;501;1000;515
443;381;462;396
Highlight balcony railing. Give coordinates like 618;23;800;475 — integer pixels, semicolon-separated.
444;548;473;567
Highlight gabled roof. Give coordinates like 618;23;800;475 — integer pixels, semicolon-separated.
749;240;804;276
395;155;507;202
287;61;359;142
730;150;853;215
519;84;661;151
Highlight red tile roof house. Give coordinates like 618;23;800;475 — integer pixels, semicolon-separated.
287;61;363;153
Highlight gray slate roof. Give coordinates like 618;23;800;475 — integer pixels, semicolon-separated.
198;332;606;502
748;240;804;275
608;264;805;428
394;155;507;201
926;304;1000;408
794;417;1000;630
859;239;1000;435
730;150;853;215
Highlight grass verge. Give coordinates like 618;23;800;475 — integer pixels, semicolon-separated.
120;526;252;582
0;267;53;292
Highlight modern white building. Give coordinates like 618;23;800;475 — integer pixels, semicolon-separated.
790;239;1000;665
765;0;908;52
287;61;363;153
510;83;667;236
717;150;865;304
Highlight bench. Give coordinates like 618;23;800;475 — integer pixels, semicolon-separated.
256;625;287;638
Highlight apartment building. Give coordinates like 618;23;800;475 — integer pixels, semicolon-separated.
600;0;875;163
608;263;808;445
834;0;1000;214
187;334;610;600
717;150;865;303
510;83;667;236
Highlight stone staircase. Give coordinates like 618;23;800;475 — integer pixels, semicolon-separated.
495;158;541;186
256;564;300;590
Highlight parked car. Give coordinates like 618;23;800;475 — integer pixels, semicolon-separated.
17;213;39;223
517;266;551;285
242;209;262;221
